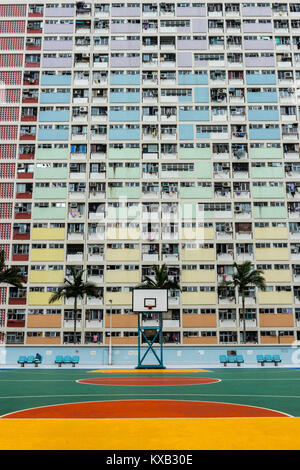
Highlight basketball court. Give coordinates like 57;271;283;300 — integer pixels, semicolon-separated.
0;366;300;450
1;291;299;449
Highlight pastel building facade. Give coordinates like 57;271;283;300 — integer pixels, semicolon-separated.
0;0;300;348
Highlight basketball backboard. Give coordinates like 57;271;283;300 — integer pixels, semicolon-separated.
132;289;168;313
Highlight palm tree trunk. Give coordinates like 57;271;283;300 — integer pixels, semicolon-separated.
73;296;77;344
242;291;246;344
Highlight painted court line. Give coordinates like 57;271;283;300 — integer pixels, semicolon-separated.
0;392;300;400
76;377;221;386
1;377;300;382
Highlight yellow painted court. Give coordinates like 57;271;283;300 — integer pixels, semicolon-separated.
1;418;300;450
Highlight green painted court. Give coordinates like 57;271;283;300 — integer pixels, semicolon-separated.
0;368;300;416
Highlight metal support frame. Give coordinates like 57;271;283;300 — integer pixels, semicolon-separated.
136;312;165;369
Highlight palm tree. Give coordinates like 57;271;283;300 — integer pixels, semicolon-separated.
0;250;25;288
137;263;180;291
218;261;266;344
49;266;99;344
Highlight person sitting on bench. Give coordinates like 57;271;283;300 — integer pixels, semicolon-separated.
34;353;41;363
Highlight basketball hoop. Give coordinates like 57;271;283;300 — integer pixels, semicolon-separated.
144;298;156;310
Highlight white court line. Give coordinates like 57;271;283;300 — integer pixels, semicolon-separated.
0;380;75;382
0;393;299;400
1;377;300;382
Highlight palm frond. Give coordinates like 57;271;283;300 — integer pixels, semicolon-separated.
0;252;25;288
135;264;181;291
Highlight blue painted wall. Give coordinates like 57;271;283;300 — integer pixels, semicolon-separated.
179;123;194;140
178;73;208;85
3;345;299;367
41;74;72;86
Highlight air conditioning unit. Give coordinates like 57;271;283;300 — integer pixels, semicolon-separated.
70;203;78;208
79;107;86;112
225;227;231;232
235;206;242;213
285;72;293;78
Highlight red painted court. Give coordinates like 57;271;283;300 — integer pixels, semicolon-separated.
3;399;289;419
77;376;220;386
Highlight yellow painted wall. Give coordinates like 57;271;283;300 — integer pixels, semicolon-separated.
28;292;62;306
257;291;293;305
181;248;215;261
105;292;132;306
181;270;215;283
254;227;288;240
255;248;289;261
29;270;64;284
106;227;140;240
30;249;65;262
262;270;291;283
106;249;140;261
105;270;140;283
32;228;65;241
181;291;217;305
180;227;213;240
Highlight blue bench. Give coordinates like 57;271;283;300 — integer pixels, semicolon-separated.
257;355;281;366
273;355;281;366
18;355;42;367
219;355;244;366
257;354;264;365
17;355;27;367
219;355;228;366
55;355;80;367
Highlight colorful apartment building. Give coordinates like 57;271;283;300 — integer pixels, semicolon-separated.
1;0;300;348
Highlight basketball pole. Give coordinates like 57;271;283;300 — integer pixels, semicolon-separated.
133;289;167;369
136;311;165;369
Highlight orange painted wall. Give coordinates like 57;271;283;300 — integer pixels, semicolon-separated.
259;314;294;328
26;336;61;345
182;336;218;345
105;314;138;328
27;314;62;328
104;336;138;345
182;314;217;328
260;335;295;345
